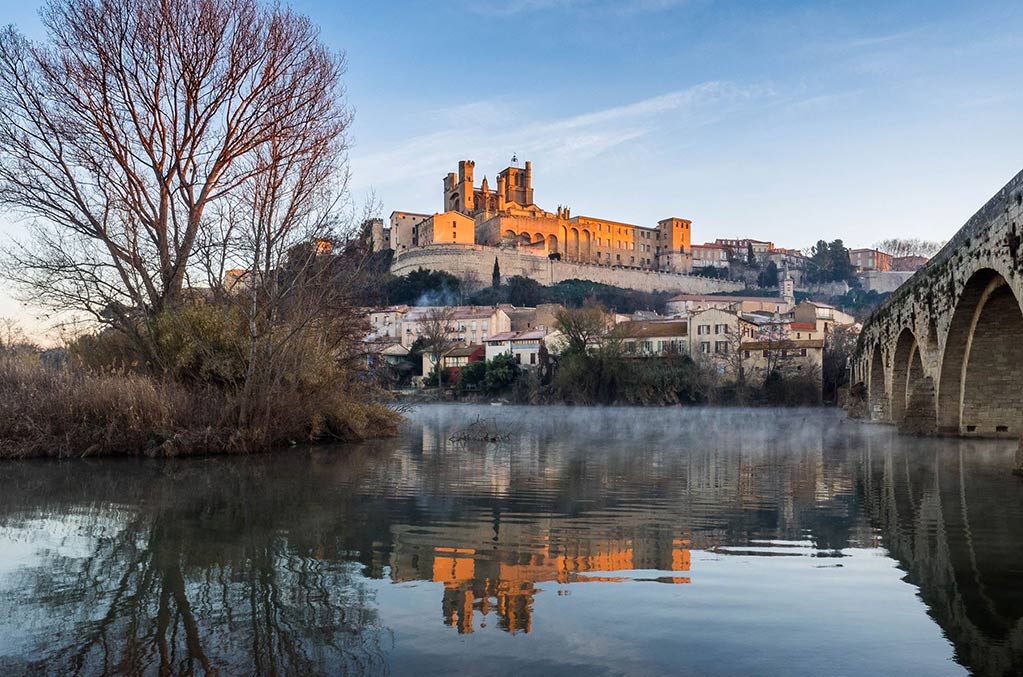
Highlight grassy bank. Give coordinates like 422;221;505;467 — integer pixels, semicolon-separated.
0;355;399;460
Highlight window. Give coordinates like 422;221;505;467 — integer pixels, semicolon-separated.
800;348;807;356
763;350;769;357
744;350;750;358
698;324;711;335
715;341;729;354
700;341;711;353
530;353;536;365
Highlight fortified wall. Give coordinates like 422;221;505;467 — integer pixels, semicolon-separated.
390;245;744;295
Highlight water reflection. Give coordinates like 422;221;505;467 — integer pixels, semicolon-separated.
0;405;1020;674
0;458;392;675
857;435;1023;675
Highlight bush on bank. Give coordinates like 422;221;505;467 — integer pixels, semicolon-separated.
0;304;399;460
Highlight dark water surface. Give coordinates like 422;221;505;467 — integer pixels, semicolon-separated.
2;405;1022;675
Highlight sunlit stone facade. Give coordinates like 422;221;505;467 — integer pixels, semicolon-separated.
389;159;693;273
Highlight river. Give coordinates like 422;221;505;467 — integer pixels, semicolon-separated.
1;405;1022;675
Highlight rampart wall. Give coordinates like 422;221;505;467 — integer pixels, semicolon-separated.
390;245;743;294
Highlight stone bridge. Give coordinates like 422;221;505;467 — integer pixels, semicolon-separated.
853;168;1023;438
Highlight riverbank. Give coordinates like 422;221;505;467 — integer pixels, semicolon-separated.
0;357;400;460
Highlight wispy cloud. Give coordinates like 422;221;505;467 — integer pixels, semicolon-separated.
352;80;774;204
467;0;694;18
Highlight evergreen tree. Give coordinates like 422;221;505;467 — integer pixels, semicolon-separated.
758;260;779;288
537;340;552;386
492;257;501;288
828;240;855;282
807;239;854;283
746;242;757;266
807;240;832;282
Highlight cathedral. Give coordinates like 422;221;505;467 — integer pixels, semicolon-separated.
389;159;694;273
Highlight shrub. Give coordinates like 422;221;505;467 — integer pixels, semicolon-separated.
3;298;402;459
0;353;399;459
482;354;520;394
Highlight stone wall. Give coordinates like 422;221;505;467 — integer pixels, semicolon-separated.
391;244;743;295
796;280;849;297
858;270;915;293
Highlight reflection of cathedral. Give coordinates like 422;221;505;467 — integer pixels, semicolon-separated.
392;535;692;634
376;406;859;635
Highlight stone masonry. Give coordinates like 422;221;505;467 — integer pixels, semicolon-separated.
853;167;1023;438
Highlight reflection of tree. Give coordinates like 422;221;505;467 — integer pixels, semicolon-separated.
0;459;392;675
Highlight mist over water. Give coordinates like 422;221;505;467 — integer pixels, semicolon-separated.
1;405;1021;675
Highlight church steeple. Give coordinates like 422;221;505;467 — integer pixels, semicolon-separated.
781;263;795;306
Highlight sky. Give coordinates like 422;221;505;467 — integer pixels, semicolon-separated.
2;0;1023;335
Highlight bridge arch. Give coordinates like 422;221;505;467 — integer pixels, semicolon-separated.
902;339;936;434
868;342;887;421
890;329;917;424
938;268;1023;437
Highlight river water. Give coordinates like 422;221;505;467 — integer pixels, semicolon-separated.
1;405;1022;675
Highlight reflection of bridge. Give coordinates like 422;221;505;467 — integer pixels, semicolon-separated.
853;169;1023;437
858;434;1023;675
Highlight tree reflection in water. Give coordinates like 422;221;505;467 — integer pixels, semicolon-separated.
0;456;392;676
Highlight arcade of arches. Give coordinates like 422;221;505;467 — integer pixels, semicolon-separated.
860;268;1023;439
854;167;1023;439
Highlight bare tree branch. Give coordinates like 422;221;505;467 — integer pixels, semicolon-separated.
0;0;351;326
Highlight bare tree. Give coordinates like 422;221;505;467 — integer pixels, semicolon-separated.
873;238;944;259
0;0;350;337
420;308;455;389
555;302;608;354
755;320;798;376
708;312;746;384
0;316;25;351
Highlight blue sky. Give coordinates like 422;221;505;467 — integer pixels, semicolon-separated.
2;0;1023;329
